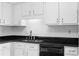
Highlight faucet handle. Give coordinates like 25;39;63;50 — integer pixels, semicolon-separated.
30;30;32;36
29;30;32;40
33;36;35;40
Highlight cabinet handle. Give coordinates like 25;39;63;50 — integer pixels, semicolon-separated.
62;18;63;23
57;18;59;24
57;18;58;21
33;10;34;15
29;10;31;16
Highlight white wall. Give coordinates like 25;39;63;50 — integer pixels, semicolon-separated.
0;19;78;38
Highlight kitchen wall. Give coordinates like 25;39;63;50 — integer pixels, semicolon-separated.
0;19;78;38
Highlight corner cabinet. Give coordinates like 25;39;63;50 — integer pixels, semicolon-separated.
45;2;78;25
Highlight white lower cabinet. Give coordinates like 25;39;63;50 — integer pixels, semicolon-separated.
12;42;39;56
0;43;11;56
0;42;39;56
25;43;39;56
64;46;78;56
12;42;25;56
78;47;79;56
13;48;24;56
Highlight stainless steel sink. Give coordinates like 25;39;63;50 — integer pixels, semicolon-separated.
23;40;43;43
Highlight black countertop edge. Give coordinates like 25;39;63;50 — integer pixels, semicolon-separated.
0;40;78;47
0;35;78;39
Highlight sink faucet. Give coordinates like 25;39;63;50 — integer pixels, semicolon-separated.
29;30;32;40
29;30;36;40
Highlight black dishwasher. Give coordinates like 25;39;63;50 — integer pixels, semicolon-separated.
40;44;64;56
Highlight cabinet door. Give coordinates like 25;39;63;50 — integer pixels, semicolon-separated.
2;3;12;25
0;3;2;21
14;3;32;25
13;4;22;25
21;3;32;18
13;42;25;56
32;2;44;18
27;43;39;56
60;2;77;24
0;43;11;56
78;3;79;25
44;2;58;25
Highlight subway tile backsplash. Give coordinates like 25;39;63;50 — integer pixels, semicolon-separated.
0;25;78;38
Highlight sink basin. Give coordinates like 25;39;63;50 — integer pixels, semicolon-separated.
34;40;43;42
23;40;43;43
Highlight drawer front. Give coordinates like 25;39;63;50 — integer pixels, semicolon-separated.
64;46;78;56
12;42;25;48
28;50;39;56
25;43;39;49
25;43;39;56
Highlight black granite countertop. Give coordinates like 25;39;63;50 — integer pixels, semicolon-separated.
0;35;78;47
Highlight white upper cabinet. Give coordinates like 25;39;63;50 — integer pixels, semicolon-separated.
45;2;78;25
13;4;23;25
21;3;32;18
2;3;12;25
13;2;44;24
0;2;26;26
21;2;44;18
0;2;78;26
14;3;32;19
0;3;12;25
60;2;78;25
13;3;32;25
44;2;59;25
0;3;4;24
31;2;44;17
0;3;2;21
78;3;79;25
